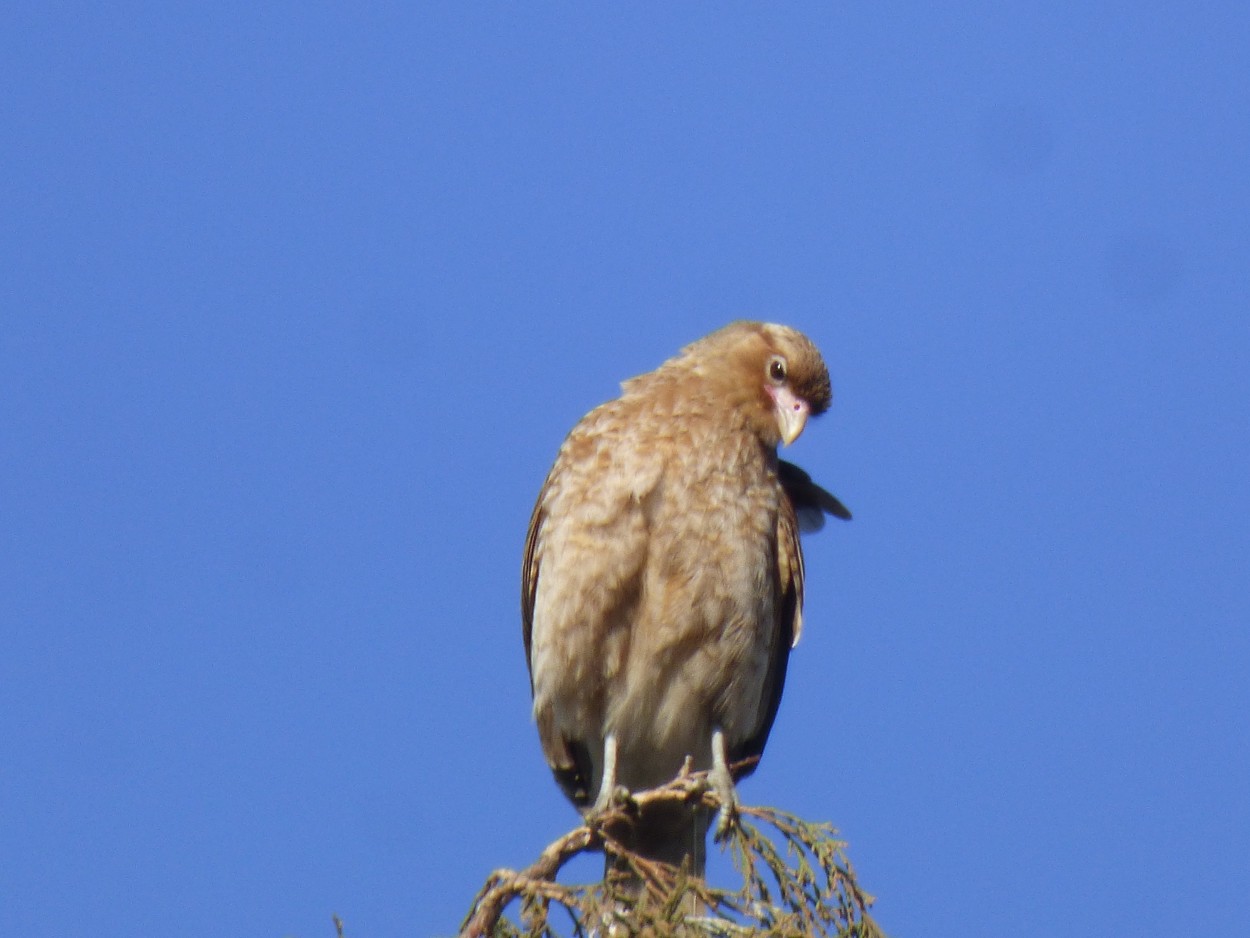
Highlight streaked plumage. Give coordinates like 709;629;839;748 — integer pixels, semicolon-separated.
521;321;848;874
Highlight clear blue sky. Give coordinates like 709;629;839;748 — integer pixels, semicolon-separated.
3;4;1247;936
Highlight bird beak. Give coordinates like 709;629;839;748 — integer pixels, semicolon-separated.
770;386;810;446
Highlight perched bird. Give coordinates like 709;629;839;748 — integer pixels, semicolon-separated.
521;321;849;878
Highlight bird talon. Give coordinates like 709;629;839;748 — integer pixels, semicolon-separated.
712;802;739;842
709;728;741;842
611;784;632;810
590;785;630;818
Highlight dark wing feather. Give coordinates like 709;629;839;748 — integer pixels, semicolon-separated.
729;488;805;778
778;459;852;532
520;494;543;690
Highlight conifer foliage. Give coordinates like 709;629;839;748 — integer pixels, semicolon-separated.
459;766;884;938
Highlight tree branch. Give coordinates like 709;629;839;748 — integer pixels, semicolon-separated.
458;764;885;938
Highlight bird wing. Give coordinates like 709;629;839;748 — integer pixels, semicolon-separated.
520;413;661;806
778;459;852;531
520;476;597;804
728;486;805;776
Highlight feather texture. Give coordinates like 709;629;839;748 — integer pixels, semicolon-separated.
521;321;848;875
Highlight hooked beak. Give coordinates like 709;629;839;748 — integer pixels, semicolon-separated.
768;385;811;446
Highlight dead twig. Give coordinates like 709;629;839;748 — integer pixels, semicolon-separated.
458;764;884;938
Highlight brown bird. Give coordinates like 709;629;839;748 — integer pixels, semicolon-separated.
521;321;849;878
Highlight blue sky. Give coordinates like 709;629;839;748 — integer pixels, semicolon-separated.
3;3;1248;936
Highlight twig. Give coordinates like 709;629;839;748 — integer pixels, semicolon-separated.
458;763;882;938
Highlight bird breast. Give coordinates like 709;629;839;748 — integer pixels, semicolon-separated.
529;401;783;792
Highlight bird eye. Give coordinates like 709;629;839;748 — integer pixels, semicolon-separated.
768;357;787;383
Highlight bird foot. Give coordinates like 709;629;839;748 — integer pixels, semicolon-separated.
590;784;632;817
588;733;623;816
712;799;739;842
710;729;740;842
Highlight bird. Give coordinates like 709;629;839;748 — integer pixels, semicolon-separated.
521;321;849;881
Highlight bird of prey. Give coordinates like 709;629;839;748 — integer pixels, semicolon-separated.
521;321;849;876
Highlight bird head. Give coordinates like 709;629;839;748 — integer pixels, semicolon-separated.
677;321;832;449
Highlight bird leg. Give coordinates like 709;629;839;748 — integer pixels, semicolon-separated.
710;728;739;841
590;732;619;815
